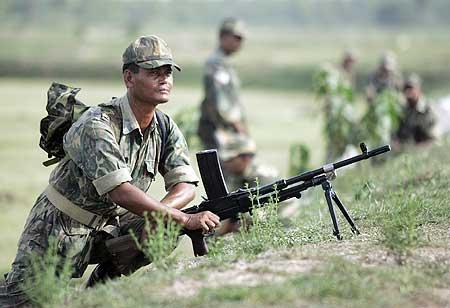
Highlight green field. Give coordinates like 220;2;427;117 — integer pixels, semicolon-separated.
1;27;449;307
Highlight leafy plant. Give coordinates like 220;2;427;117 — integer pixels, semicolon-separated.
21;237;73;307
172;105;200;149
360;89;402;145
313;65;359;161
288;143;311;175
130;212;181;270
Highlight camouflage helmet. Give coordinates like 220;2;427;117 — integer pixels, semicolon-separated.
122;35;181;71
219;17;246;38
219;134;256;161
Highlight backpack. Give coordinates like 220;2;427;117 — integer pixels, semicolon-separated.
39;82;170;168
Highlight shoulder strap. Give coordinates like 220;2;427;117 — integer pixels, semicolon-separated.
155;109;170;172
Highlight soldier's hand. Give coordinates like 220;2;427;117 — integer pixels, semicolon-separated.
184;211;220;232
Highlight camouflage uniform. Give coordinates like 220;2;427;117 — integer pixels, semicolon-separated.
367;52;403;101
197;47;247;149
396;98;438;144
0;36;198;307
197;18;247;150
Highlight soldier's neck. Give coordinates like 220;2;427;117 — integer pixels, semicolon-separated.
128;94;156;131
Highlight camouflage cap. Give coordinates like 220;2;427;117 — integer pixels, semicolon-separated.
219;17;246;38
122;35;181;71
219;134;256;161
404;73;422;89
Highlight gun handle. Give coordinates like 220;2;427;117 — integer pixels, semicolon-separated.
184;229;208;257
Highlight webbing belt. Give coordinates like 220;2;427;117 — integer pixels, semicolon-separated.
44;185;106;229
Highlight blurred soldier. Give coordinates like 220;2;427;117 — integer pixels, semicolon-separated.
395;74;438;146
366;51;403;103
339;50;357;88
197;17;248;150
0;35;219;307
314;51;358;162
216;135;278;235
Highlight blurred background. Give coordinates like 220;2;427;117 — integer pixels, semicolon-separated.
0;0;449;272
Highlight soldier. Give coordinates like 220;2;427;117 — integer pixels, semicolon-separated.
339;50;357;88
197;17;248;151
366;51;403;103
394;74;438;146
216;135;278;235
0;35;219;307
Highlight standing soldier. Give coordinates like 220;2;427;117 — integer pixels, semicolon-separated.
394;74;438;146
197;18;283;233
197;17;248;150
0;35;219;307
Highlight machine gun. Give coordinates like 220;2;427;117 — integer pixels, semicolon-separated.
182;143;390;256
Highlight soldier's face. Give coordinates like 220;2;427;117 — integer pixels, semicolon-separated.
221;34;243;54
126;65;173;105
404;86;421;107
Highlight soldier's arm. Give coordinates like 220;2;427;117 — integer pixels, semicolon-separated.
160;182;195;209
64;112;216;231
109;182;218;231
158;116;200;209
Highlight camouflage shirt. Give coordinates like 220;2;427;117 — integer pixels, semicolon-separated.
368;69;403;95
396;98;438;143
50;93;198;216
198;48;247;148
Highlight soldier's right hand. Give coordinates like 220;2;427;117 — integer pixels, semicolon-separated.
184;211;220;232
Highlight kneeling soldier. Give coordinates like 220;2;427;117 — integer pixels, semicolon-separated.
0;35;219;307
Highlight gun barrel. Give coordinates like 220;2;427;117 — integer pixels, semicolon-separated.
283;144;390;186
334;144;390;169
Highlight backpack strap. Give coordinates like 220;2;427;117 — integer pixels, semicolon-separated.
155;109;170;173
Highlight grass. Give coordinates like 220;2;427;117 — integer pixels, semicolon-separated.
46;139;450;307
1;26;450;305
1;28;450;93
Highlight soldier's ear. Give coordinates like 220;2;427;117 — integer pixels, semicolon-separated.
123;70;135;88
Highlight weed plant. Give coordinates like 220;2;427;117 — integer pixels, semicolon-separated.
209;182;300;260
21;237;73;307
130;212;181;270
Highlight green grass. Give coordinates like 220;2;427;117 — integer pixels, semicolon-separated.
1;26;450;305
1;28;450;93
62;140;450;307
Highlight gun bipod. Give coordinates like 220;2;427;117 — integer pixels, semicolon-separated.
321;180;360;240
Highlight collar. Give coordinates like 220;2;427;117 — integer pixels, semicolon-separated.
117;94;159;136
117;94;141;135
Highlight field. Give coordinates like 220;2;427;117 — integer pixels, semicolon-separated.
0;28;449;307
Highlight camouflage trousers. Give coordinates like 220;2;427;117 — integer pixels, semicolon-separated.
0;192;148;307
